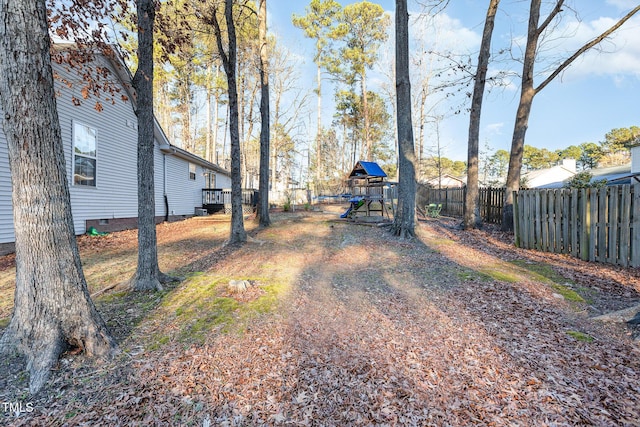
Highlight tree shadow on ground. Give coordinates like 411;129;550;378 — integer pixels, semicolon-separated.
424;216;640;315
265;219;640;425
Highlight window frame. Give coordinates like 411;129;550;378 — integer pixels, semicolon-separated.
189;163;197;181
72;121;98;187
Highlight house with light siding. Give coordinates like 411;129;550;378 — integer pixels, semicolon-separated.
521;158;578;188
0;46;231;255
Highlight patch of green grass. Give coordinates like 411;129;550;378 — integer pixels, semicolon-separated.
551;283;586;303
457;270;494;282
478;268;519;283
99;290;128;303
245;281;289;315
457;272;475;281
147;334;171;351
509;260;570;284
566;330;594;342
0;317;9;329
509;260;590;303
144;275;290;348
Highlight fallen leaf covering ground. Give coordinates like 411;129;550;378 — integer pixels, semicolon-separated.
1;206;640;426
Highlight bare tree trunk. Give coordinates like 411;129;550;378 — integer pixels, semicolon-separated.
130;0;170;291
362;72;371;161
315;65;323;191
239;71;248;184
257;0;271;227
213;69;220;164
464;0;500;230
209;0;247;243
392;0;416;238
417;89;425;167
502;1;639;230
0;0;115;393
206;64;212;162
502;0;543;230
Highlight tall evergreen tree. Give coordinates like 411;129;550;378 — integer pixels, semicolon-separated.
292;0;341;188
332;1;390;162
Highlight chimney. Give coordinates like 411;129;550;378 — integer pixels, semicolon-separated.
561;158;577;173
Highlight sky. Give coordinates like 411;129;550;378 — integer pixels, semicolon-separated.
266;0;640;162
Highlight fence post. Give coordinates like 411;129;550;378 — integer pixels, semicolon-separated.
513;190;520;247
632;184;640;267
579;189;589;260
619;185;631;267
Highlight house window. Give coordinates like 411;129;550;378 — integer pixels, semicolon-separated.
204;172;216;188
189;163;196;181
73;122;97;186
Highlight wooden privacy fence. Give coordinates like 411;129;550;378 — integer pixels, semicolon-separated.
514;184;640;267
421;186;505;224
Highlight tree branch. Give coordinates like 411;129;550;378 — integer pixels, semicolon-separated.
537;0;565;36
536;4;640;93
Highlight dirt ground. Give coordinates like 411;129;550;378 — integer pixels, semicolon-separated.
1;206;640;426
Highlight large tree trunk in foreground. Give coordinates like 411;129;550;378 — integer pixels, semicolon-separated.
464;0;500;230
257;0;271;227
0;0;116;394
130;0;167;291
391;0;416;239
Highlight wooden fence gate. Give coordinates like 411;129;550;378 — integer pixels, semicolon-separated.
514;184;640;267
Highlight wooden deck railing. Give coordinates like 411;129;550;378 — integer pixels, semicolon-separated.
202;188;258;214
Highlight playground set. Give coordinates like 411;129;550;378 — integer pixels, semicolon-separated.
340;161;395;222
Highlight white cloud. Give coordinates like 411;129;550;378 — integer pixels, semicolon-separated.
606;0;638;10
539;13;640;81
485;122;504;136
409;12;480;54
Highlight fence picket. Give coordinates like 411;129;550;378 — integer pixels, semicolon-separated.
632;183;640;267
570;188;579;257
620;185;631;267
422;184;636;268
512;185;635;267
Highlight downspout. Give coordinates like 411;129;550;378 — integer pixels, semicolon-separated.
163;153;169;221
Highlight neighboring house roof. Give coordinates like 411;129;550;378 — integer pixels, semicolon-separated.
349;161;387;178
424;174;466;188
589;163;640;185
523;159;577;188
534;163;640;188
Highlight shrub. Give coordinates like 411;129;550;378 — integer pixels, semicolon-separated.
564;171;607;189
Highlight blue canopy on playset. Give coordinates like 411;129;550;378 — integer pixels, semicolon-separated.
349;161;387;178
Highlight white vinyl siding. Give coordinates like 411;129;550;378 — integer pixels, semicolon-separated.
215;172;232;189
0;115;13;244
0;50;232;244
165;155;205;216
56;57;139;234
632;146;640;174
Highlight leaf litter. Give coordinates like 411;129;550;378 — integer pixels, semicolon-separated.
1;209;640;425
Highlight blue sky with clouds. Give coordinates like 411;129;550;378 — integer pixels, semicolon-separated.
268;0;640;162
